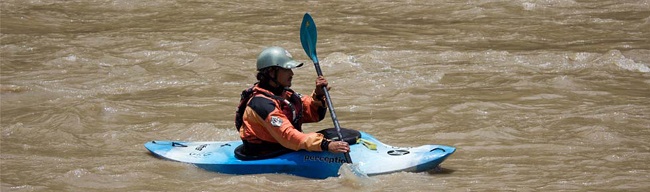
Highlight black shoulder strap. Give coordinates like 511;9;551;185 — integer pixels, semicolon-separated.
235;85;256;131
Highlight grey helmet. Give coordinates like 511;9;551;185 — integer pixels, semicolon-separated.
256;46;303;70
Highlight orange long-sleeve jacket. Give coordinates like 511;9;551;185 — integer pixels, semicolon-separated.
239;84;328;152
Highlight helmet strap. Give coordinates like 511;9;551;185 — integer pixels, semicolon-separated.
259;67;284;95
268;68;281;87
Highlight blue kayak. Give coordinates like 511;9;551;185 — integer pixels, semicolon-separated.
144;131;455;179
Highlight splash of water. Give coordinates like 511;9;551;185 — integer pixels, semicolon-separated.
337;163;377;188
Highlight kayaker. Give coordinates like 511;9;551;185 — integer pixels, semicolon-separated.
235;46;350;157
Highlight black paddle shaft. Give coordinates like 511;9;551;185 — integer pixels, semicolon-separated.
314;62;352;163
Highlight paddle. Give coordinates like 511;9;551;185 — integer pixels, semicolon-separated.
299;13;352;164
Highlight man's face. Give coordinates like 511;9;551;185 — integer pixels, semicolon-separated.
274;68;294;87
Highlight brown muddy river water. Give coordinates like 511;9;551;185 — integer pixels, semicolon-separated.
2;0;650;191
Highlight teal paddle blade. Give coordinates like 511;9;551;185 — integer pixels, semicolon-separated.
300;13;318;64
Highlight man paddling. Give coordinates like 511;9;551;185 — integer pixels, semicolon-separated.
235;46;350;157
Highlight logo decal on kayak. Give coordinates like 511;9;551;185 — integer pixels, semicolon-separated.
189;152;212;157
387;149;410;156
304;156;347;164
195;144;208;151
270;116;283;127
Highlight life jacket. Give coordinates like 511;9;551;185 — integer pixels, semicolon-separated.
235;83;304;132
